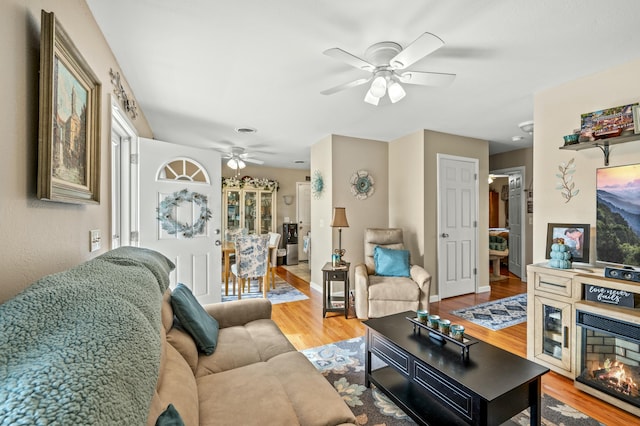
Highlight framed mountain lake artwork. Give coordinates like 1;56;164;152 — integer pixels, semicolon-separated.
37;10;101;204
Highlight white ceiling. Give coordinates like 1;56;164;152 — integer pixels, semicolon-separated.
87;0;640;169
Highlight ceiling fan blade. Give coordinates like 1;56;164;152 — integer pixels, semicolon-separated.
321;77;371;95
398;71;456;86
390;32;444;70
323;48;376;72
244;158;264;165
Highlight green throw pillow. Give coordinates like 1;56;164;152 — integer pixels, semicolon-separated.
374;246;410;277
170;283;219;355
156;404;184;426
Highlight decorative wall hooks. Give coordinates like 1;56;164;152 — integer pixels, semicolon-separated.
109;68;138;119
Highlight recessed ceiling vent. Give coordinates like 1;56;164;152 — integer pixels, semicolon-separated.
234;127;257;134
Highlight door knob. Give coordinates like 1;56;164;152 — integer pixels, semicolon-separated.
440;233;449;238
215;240;221;246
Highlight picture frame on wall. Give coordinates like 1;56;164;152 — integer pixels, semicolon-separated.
546;223;590;263
37;10;101;204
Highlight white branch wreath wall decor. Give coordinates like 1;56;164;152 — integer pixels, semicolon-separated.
350;170;375;200
156;189;212;238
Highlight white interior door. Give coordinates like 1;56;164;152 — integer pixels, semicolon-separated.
437;154;478;299
296;182;311;262
508;173;522;277
139;137;221;304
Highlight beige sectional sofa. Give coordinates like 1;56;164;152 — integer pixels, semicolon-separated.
0;247;355;425
150;293;357;426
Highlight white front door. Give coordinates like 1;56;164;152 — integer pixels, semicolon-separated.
296;182;311;261
139;137;221;304
437;154;478;299
508;173;522;277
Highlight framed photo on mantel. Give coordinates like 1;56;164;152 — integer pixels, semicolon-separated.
37;10;101;204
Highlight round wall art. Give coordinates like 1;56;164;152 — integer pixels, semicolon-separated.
350;170;375;200
311;170;324;199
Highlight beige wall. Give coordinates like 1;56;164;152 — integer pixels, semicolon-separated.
0;0;152;303
310;136;333;287
222;164;310;240
533;58;640;264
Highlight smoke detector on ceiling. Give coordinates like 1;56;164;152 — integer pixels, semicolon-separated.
518;120;534;135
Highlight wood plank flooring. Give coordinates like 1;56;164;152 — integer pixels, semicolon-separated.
272;265;638;425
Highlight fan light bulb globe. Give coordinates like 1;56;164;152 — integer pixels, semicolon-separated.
364;89;380;106
388;81;406;103
227;158;247;170
370;76;387;98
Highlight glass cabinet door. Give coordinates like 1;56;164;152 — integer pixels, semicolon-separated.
225;189;241;230
260;191;273;234
533;296;572;372
243;190;257;234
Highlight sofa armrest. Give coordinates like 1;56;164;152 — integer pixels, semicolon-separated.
410;264;432;311
354;263;370;319
203;299;272;328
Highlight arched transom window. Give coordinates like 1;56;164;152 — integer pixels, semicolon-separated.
158;158;210;183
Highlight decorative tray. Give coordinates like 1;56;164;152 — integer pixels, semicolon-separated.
406;316;478;361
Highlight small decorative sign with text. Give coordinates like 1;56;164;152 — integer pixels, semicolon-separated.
584;285;640;308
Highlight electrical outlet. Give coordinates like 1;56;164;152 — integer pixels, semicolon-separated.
90;229;102;252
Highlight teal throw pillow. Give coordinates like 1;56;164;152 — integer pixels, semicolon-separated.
170;283;219;355
156;404;185;426
374;246;410;277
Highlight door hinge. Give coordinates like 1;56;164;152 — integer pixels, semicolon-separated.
473;220;477;228
130;153;138;164
130;231;139;242
474;173;478;180
473;268;477;275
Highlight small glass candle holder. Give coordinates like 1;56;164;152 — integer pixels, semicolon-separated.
416;309;429;324
450;324;465;342
438;319;451;335
427;315;440;329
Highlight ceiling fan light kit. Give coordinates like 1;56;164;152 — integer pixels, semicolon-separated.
322;32;455;106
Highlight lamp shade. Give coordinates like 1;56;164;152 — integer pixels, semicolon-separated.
330;207;349;228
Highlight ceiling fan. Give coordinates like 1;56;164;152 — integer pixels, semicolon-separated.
221;146;264;170
321;32;456;105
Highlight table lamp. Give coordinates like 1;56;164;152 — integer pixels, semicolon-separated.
330;207;349;265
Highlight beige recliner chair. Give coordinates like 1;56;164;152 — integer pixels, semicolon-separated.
354;228;432;319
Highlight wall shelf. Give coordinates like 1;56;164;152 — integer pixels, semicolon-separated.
559;133;639;166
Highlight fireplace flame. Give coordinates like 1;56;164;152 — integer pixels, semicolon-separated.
591;359;639;397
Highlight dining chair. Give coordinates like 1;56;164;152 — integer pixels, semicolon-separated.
230;234;270;299
266;232;282;290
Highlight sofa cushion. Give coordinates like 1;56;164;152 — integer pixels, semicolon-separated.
196;352;355;426
195;318;295;377
368;275;420;301
148;332;199;426
374;246;410;277
171;284;219;355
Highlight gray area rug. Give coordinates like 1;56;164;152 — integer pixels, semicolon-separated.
220;276;308;304
450;293;527;330
301;337;604;426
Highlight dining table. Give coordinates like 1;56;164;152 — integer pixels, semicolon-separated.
222;241;277;299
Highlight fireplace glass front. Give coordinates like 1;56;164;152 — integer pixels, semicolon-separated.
576;310;639;412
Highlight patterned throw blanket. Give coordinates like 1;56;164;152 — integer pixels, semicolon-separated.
0;247;174;425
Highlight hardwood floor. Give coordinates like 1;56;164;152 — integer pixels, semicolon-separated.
272;265;638;425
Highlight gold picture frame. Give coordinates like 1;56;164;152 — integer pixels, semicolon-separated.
37;10;101;204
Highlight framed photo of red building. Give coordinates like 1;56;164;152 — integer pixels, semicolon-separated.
37;10;101;204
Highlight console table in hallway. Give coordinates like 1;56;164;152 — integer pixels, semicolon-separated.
364;312;549;426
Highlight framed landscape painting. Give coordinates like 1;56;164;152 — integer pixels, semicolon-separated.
38;10;101;204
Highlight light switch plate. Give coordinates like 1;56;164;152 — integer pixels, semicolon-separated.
90;229;102;252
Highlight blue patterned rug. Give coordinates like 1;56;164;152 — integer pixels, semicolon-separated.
301;337;603;426
220;277;308;304
451;293;527;330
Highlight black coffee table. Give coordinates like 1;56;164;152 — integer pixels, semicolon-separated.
364;312;549;426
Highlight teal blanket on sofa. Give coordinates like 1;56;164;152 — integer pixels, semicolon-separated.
0;247;174;425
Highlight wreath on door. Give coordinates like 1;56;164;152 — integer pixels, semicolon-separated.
156;189;212;238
